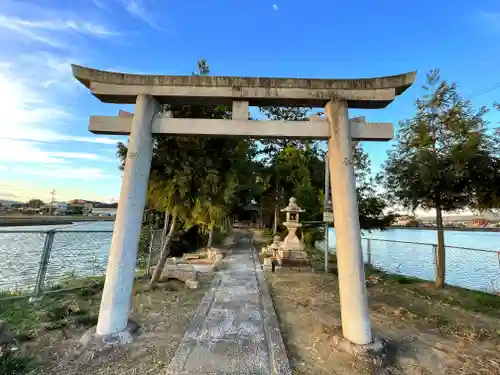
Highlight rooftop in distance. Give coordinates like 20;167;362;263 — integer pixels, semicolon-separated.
72;64;417;109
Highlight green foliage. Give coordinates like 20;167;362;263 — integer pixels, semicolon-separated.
27;199;44;208
380;69;499;213
0;350;34;375
302;227;325;246
117;60;394;244
379;69;500;287
137;228;152;269
118;60;257;241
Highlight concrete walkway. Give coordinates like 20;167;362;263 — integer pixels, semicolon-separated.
166;231;291;375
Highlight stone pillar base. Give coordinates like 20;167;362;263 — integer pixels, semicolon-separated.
79;320;139;352
331;335;387;365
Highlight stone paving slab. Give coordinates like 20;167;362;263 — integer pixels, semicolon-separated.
165;232;291;375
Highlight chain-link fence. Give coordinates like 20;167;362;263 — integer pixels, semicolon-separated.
0;228;164;296
324;238;500;294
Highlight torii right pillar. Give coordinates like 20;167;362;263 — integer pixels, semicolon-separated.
326;99;372;345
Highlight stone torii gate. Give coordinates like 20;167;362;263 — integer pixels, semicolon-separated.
72;65;415;348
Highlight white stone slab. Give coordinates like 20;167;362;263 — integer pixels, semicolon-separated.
89;116;394;141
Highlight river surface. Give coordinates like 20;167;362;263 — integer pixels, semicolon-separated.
318;228;500;293
1;223;499;294
0;221;114;292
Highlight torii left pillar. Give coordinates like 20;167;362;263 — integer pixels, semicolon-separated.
95;94;159;342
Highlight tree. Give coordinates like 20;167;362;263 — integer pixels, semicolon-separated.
255;106;393;232
117;59;257;286
27;199;44;208
379;69;499;288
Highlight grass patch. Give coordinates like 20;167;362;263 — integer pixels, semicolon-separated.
0;350;35;375
410;285;500;315
0;289;25;298
311;244;500;317
365;265;422;285
0;283;103;344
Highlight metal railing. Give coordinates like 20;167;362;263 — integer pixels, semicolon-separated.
323;238;500;294
0;229;164;296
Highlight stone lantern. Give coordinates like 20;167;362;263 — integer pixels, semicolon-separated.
277;197;309;266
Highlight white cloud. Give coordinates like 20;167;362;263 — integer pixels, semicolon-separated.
0;166;7;171
0;138;119;165
0;56;122;147
0;139;68;164
91;0;109;10
476;11;500;33
45;152;109;161
0;14;118;39
273;4;279;11
19;167;113;180
68;136;120;145
120;0;167;31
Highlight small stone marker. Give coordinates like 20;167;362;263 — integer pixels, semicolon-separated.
263;257;273;271
166;257;177;265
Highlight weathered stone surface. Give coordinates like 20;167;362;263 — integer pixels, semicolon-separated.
263;257;273;272
331;334;387;365
182;253;200;260
78;320;139;353
206;248;221;260
162;264;197;283
0;321;14;347
90;116;395;142
72;64;416;109
165;232;291;375
222;235;235;247
211;253;224;271
166;257;178;265
184;279;199;289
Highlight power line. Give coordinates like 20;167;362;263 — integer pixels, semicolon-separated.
468;82;500;98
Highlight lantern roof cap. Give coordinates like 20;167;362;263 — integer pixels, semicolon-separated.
281;197;305;213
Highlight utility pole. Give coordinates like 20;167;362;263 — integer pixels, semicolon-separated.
49;189;56;216
273;169;279;235
324;152;331;273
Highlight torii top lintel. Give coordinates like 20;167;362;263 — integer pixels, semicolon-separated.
72;65;416;109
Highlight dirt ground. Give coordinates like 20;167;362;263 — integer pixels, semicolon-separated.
266;268;500;375
1;275;211;375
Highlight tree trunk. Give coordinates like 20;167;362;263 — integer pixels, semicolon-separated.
160;210;170;250
435;204;446;289
149;210;178;286
273;205;278;235
207;225;215;249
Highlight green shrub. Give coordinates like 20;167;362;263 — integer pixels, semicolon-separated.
137;228;152;269
0;350;34;375
302;227;325;246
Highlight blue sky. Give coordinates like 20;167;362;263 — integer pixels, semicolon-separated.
0;0;499;204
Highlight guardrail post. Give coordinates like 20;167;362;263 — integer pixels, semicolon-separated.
366;238;372;266
145;230;155;279
324;223;329;273
33;230;55;297
432;244;438;280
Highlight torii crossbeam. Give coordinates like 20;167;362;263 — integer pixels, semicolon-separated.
72;64;416;348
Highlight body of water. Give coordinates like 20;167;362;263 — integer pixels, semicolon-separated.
1;223;499;294
319;228;500;293
0;221;114;292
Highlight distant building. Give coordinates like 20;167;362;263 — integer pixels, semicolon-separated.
469;218;489;228
54;202;68;214
83;203;93;214
68;199;87;205
394;215;414;226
